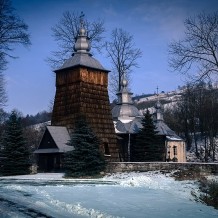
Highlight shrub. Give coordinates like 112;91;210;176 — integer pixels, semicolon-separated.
199;179;218;209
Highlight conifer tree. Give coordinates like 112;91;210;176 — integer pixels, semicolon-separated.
0;111;31;176
133;109;162;162
64;115;106;177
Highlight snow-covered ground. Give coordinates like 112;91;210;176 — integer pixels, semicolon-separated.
0;172;218;218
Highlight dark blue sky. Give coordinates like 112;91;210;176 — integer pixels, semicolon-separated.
5;0;218;115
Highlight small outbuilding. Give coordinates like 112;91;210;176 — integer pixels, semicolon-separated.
153;101;186;162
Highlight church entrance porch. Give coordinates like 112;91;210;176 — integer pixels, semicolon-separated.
37;153;62;172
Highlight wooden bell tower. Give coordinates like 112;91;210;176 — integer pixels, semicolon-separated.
51;16;119;161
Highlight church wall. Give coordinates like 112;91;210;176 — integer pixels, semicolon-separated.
55;67;108;86
166;141;186;162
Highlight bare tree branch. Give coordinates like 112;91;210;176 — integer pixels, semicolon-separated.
47;11;105;70
0;71;7;107
0;0;31;107
105;28;142;94
169;11;218;82
0;0;30;70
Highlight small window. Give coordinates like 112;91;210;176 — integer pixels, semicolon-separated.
104;142;110;156
173;145;177;156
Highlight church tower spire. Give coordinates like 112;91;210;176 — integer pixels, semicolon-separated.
51;13;119;161
112;73;141;120
154;86;164;122
73;12;91;54
117;73;133;105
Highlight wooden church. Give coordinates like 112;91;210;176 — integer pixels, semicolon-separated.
112;79;186;162
35;17;119;171
34;15;186;172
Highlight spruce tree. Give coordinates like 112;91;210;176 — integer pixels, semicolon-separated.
64;116;106;177
133;109;162;162
0;111;31;176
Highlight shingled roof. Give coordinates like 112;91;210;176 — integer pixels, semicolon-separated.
56;53;108;72
153;100;183;140
34;126;73;154
55;19;109;73
155;120;182;140
114;118;142;134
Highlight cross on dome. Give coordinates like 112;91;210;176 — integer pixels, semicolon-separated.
73;12;91;53
79;11;85;28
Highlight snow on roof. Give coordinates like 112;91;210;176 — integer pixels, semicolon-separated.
114;119;142;134
166;136;183;141
118;117;134;123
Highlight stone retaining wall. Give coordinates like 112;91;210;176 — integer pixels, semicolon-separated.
106;162;218;174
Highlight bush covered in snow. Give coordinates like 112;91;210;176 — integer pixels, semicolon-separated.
198;179;218;209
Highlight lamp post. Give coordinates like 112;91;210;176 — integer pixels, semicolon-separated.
128;132;131;162
127;121;133;162
167;145;171;162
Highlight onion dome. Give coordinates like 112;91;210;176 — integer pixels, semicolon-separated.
55;13;108;72
153;87;164;122
73;18;91;53
154;100;164;122
112;76;141;120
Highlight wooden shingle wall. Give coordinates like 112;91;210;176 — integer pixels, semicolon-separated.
51;67;119;161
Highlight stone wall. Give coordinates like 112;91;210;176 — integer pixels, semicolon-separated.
106;162;218;174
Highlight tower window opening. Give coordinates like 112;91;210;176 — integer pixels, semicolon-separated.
173;145;177;156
